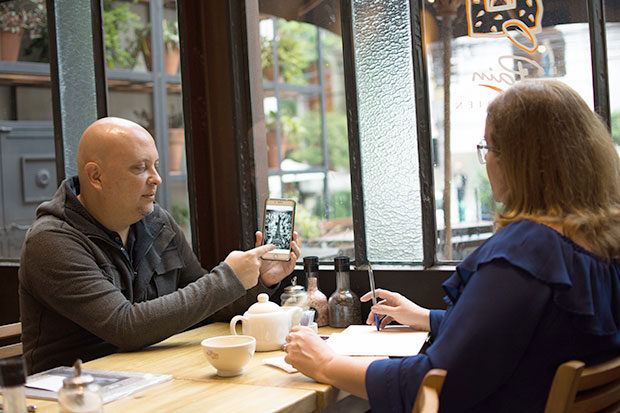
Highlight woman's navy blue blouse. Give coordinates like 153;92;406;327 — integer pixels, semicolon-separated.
365;220;620;413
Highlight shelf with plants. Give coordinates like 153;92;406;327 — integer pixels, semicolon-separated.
0;0;186;215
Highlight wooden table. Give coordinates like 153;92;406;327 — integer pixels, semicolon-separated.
5;323;348;412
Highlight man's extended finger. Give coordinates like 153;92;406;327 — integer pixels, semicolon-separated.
251;243;276;256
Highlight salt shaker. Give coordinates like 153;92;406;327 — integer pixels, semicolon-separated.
280;276;310;310
58;360;102;413
0;357;28;413
328;256;361;328
304;256;329;326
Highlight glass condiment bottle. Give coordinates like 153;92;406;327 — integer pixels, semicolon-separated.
305;256;329;326
280;276;309;310
58;360;102;413
328;256;361;328
0;357;28;413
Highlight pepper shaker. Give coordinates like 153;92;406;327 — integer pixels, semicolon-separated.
304;256;329;326
0;357;28;413
328;256;361;328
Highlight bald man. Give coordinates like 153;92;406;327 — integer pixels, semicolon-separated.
19;117;299;373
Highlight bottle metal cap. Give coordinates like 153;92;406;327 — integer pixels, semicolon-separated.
334;256;350;272
0;357;26;387
303;256;319;273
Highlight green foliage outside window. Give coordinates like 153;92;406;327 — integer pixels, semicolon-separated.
294;203;322;240
261;19;316;84
288;111;349;171
103;0;140;69
612;111;620;146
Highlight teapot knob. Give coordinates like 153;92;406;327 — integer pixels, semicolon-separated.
257;293;269;303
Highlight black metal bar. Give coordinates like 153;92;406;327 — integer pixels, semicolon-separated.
339;0;366;267
177;0;201;254
46;0;65;184
229;0;263;250
90;0;107;118
317;27;331;220
150;1;171;210
271;16;285;197
409;0;436;268
587;0;610;128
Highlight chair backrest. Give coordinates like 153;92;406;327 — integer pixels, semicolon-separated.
0;322;22;359
412;368;447;413
545;354;620;413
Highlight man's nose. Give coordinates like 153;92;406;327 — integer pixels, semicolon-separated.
149;168;162;186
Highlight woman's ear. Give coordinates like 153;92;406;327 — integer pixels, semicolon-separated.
84;162;103;191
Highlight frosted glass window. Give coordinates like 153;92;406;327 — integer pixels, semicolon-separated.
606;2;620;145
351;0;423;263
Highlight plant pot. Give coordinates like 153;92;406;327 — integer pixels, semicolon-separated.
141;36;152;72
266;131;289;169
1;28;24;62
168;128;185;175
165;44;180;75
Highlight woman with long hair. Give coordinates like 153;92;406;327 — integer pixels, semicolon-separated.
283;80;620;412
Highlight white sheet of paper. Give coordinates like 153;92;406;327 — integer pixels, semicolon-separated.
327;325;428;357
26;375;65;392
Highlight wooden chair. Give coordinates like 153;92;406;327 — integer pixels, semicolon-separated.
0;322;22;359
545;354;620;413
412;368;447;413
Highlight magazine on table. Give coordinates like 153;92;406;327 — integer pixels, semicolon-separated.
9;366;172;404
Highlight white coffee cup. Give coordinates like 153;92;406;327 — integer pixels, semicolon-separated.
201;335;256;377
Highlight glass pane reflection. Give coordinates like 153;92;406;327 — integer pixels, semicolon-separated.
260;5;353;262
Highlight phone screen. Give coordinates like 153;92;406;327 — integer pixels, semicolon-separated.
263;199;295;260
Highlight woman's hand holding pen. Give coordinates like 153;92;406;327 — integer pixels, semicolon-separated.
361;289;431;331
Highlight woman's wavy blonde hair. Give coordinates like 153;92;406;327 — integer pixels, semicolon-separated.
486;79;620;261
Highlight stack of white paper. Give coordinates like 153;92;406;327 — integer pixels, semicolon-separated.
327;325;429;357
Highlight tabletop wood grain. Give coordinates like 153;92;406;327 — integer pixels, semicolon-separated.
4;323;351;412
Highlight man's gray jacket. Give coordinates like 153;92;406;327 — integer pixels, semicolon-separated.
19;177;272;373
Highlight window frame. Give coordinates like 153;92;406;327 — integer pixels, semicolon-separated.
175;0;613;271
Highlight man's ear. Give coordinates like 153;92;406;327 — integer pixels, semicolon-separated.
84;162;103;191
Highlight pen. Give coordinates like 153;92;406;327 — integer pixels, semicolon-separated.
367;263;381;331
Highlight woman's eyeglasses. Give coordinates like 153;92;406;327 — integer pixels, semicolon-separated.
477;139;500;164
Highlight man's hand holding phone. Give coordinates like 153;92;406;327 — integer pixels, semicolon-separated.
224;231;300;289
255;230;300;286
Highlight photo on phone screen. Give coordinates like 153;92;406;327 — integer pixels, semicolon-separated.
262;198;296;261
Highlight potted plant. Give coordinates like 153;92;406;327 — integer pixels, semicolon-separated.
162;19;179;74
0;0;46;62
103;0;141;69
136;19;179;74
168;109;184;174
265;111;302;169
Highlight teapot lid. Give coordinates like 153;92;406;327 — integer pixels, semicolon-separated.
247;293;282;314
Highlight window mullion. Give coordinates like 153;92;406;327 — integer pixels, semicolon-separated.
409;0;437;268
587;0;611;127
339;0;367;267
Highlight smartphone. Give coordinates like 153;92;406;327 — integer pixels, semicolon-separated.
262;198;296;261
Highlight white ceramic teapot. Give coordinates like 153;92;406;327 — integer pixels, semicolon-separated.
229;293;302;351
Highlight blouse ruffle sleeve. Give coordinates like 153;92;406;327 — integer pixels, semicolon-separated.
447;220;620;336
365;259;551;412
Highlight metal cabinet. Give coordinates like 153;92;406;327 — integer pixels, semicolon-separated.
0;121;55;260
